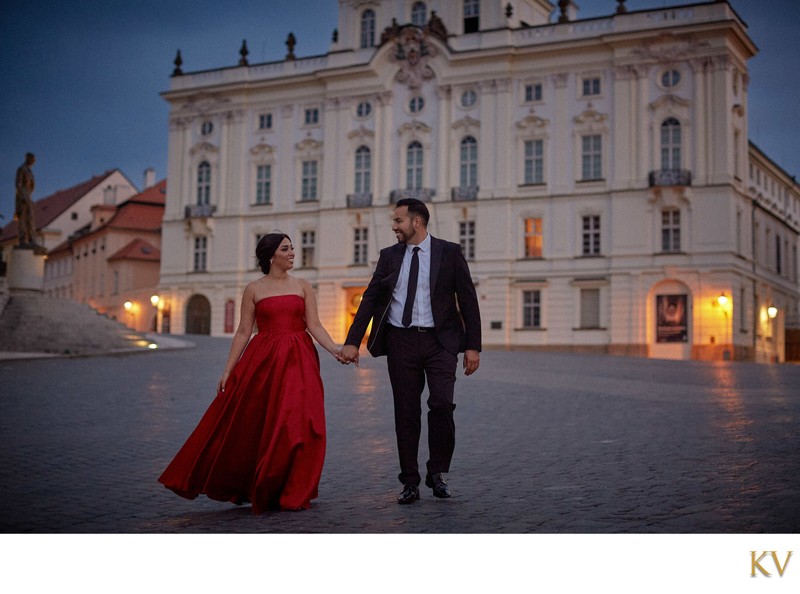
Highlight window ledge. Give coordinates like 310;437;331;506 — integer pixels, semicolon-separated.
572;327;607;331
514;327;547;332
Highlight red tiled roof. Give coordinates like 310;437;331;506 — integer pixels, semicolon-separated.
0;170;121;242
129;179;166;205
107;238;161;262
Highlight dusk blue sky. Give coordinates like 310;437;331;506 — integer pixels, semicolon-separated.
1;0;798;221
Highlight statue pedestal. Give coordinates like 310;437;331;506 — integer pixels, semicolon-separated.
7;247;45;293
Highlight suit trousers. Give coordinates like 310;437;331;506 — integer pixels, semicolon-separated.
385;325;458;486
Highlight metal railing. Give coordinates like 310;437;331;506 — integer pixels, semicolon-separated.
184;204;217;219
648;169;692;187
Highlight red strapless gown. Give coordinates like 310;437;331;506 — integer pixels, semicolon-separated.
158;294;326;513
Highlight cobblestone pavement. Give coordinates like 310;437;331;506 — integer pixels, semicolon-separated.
1;335;799;534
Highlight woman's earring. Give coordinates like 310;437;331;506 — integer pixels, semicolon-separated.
270;259;273;264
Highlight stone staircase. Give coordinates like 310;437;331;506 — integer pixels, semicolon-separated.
0;290;155;356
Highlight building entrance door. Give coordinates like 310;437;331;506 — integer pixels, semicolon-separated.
185;294;211;335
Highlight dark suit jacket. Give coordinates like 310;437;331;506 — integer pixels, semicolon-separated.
345;236;482;357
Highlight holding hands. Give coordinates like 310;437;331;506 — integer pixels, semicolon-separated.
337;344;359;367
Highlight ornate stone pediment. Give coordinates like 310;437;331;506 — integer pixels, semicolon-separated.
574;109;607;125
250;143;275;157
397;120;432;138
452;116;480;134
387;25;437;89
347;125;375;141
189;141;218;156
649;94;691;111
295;138;323;153
516;114;550;131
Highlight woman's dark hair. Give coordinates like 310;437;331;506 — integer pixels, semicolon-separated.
256;233;291;274
395;198;429;226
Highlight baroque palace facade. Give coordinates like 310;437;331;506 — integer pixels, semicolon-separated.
158;0;800;362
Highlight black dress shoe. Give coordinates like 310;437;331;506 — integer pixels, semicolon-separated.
425;473;451;498
397;484;420;504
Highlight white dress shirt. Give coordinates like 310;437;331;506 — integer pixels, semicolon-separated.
387;233;434;328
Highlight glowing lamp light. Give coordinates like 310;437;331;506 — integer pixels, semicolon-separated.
716;294;728;308
150;295;161;307
123;301;134;312
767;306;778;319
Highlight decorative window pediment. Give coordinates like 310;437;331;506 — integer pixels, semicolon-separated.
573;109;608;127
347;125;375;142
250;143;275;158
516;114;550;132
649;94;691;112
295;138;323;155
452;116;480;135
397;120;432;139
189;141;219;156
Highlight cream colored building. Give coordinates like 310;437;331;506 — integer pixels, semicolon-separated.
45;179;166;332
158;0;800;362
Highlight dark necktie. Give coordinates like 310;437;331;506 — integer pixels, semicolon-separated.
402;246;420;328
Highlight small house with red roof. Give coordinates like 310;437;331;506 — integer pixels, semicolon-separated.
0;169;138;260
44;178;166;332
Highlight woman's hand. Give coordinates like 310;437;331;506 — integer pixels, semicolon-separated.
217;370;230;394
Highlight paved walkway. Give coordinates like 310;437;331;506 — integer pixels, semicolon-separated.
1;335;799;534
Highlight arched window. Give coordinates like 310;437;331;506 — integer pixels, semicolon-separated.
197;161;211;205
360;10;375;48
355;146;371;194
660;117;681;170
411;2;427;26
460;136;478;188
406;141;423;190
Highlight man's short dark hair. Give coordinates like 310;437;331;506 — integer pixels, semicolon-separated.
395;198;429;226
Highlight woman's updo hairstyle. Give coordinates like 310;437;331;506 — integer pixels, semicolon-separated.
255;232;291;274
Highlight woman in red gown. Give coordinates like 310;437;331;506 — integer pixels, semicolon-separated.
158;233;344;513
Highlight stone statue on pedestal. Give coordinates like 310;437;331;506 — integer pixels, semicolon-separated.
15;152;44;252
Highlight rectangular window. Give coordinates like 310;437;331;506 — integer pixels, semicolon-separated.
304;108;319;125
301;231;315;268
525;83;542;102
301;160;318;201
459;221;476;261
661;209;681;253
464;0;480;32
776;235;782;274
258;113;272;130
582;77;601;96
354;227;369;265
522;290;541;328
524;217;543;258
194;236;208;272
255;164;271;205
582;215;601;256
580;288;600;329
524;139;544;185
581;135;602;181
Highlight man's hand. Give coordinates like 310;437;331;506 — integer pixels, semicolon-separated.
463;349;480;376
340;344;360;367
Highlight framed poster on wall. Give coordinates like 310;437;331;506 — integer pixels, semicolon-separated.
656;294;688;343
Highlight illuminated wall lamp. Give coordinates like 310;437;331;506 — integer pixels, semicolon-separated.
150;294;161;307
716;293;729;308
767;306;778;319
123;301;133;312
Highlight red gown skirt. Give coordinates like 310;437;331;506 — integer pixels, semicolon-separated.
158;294;326;513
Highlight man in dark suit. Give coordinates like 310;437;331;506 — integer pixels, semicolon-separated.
340;198;481;504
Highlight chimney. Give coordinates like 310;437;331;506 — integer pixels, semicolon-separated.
144;168;156;189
